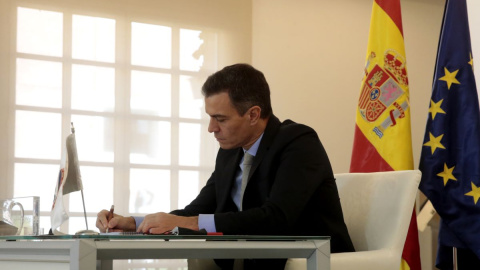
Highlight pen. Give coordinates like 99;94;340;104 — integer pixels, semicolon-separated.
106;205;114;233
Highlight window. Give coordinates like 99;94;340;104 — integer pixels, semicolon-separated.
12;6;218;235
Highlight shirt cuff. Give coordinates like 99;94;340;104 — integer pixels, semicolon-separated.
198;214;217;233
132;216;144;230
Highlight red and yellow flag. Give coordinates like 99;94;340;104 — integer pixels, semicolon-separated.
350;1;421;270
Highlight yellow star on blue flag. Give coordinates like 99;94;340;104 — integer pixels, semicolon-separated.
436;163;456;186
423;132;446;154
429;99;446;120
465;182;480;204
439;67;460;90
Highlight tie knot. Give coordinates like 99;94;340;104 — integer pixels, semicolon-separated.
243;152;254;166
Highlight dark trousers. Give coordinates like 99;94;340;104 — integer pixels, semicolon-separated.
215;259;287;270
437;247;480;270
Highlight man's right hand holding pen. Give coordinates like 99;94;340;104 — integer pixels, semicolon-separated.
106;205;114;233
96;207;199;234
96;205;137;233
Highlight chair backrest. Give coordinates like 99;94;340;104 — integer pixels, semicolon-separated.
335;170;421;252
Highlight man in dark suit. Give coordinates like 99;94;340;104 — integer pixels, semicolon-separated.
97;63;354;269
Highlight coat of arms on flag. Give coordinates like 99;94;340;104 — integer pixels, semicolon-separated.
359;49;410;139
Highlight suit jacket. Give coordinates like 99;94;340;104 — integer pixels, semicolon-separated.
172;115;354;254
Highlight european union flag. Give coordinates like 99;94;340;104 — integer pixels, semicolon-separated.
419;0;480;268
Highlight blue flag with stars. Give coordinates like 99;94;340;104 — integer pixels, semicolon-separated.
419;0;480;267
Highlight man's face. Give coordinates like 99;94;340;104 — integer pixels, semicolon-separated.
205;92;254;149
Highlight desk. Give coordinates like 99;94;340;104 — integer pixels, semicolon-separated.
0;235;330;270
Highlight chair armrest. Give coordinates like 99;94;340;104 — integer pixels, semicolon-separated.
331;249;401;270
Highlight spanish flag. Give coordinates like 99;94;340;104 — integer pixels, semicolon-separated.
350;1;421;270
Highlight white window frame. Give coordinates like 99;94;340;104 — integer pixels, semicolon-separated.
5;0;219;233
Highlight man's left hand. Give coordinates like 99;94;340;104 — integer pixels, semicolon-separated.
137;212;199;234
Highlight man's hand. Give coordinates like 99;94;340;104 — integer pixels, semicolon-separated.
137;212;199;234
96;209;136;233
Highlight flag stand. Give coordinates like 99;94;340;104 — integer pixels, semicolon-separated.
80;190;89;230
453;247;457;270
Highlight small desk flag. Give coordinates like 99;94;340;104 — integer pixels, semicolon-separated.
419;0;480;268
350;1;421;269
50;123;83;232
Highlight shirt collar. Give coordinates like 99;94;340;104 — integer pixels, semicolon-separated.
243;133;264;157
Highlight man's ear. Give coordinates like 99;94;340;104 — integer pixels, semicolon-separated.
248;106;262;125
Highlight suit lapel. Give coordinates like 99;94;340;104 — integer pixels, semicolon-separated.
248;115;281;178
217;148;243;210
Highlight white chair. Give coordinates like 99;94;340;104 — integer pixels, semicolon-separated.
285;170;422;270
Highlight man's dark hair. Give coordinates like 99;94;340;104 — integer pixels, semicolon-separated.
201;63;272;118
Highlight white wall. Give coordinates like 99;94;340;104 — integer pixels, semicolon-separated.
468;0;480;95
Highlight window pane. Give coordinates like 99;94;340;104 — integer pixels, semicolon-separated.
71;115;114;162
72;64;115;112
179;123;201;166
131;22;171;68
179;75;203;119
17;7;62;56
178;170;199;209
130;120;171;165
68;216;97;234
180;29;204;71
14;163;59;212
15;110;61;159
39;216;51;235
72;15;115;63
131;70;171;116
69;166;113;212
16;58;62;108
129;169;170;213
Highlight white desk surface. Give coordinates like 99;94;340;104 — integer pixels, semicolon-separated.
0;235;330;270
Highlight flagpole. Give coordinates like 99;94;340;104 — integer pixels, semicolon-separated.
453;247;458;270
80;189;89;230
